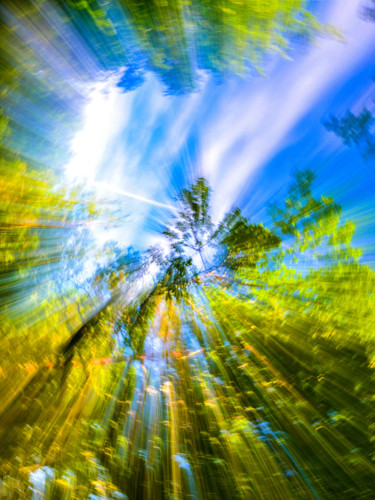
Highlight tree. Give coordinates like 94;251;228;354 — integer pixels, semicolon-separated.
162;177;281;284
2;170;375;500
361;0;375;22
60;0;327;95
325;108;375;159
201;170;375;498
163;178;214;270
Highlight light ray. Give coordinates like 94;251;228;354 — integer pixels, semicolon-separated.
92;180;175;210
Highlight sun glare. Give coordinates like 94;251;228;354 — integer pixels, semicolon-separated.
65;77;126;182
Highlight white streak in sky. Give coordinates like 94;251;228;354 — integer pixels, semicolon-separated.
92;181;175;210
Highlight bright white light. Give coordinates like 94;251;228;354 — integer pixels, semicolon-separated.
65;75;133;182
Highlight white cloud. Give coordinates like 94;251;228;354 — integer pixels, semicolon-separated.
65;76;135;182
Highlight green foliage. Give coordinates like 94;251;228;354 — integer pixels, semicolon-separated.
269;169;361;262
213;207;281;270
0;1;372;491
326;108;375;159
163;177;213;255
1;168;375;499
163;177;280;285
57;0;328;94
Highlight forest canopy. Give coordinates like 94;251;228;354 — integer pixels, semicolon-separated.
1;1;375;499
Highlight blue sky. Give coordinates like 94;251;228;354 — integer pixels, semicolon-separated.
65;0;375;262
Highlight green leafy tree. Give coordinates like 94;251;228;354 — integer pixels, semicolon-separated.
62;0;328;94
2;168;375;500
162;177;281;284
325;108;375;159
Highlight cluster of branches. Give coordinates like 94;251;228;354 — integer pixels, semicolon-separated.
57;164;366;368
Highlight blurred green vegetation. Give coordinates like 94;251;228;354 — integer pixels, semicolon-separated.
1;156;375;498
1;1;375;499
